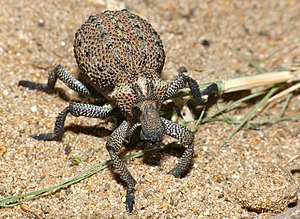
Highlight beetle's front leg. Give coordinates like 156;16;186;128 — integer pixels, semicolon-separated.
161;118;194;178
164;72;218;105
32;102;117;140
105;121;139;213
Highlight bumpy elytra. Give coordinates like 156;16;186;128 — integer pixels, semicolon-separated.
19;9;218;213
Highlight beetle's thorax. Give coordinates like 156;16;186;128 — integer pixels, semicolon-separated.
105;70;165;142
106;70;168;119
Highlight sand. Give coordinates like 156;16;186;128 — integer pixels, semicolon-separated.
0;0;299;218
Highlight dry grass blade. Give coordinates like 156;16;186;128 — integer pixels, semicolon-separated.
267;83;299;104
222;70;299;93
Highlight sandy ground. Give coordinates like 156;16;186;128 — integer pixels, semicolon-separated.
0;0;299;218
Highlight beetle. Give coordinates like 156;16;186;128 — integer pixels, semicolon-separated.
19;9;218;212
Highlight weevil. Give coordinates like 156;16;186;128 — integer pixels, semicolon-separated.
19;9;218;212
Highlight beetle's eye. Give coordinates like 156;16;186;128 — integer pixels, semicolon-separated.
132;106;142;118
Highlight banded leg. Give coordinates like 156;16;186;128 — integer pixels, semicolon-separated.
32;102;117;140
161;118;194;178
105;121;139;212
124;123;141;144
19;64;93;97
164;72;218;105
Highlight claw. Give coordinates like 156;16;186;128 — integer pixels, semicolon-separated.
30;133;61;141
126;192;135;213
18;80;52;93
168;168;182;178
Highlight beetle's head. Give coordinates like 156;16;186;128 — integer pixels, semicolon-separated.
132;83;164;142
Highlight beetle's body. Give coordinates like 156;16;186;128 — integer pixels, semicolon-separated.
19;9;218;212
74;10;167;120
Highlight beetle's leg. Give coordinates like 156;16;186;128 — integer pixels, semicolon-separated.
106;121;139;213
161;117;194;178
124;123;141;144
19;64;93;97
164;72;218;105
32;102;117;140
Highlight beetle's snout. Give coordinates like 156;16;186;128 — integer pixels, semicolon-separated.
138;100;164;143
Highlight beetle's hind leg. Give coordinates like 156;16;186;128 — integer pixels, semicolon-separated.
19;64;94;97
32;102;118;140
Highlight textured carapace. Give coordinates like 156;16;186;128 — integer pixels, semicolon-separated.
74;10;166;115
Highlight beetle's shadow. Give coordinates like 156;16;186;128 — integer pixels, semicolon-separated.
51;87;107;106
63;111;125;139
64;124;112;138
